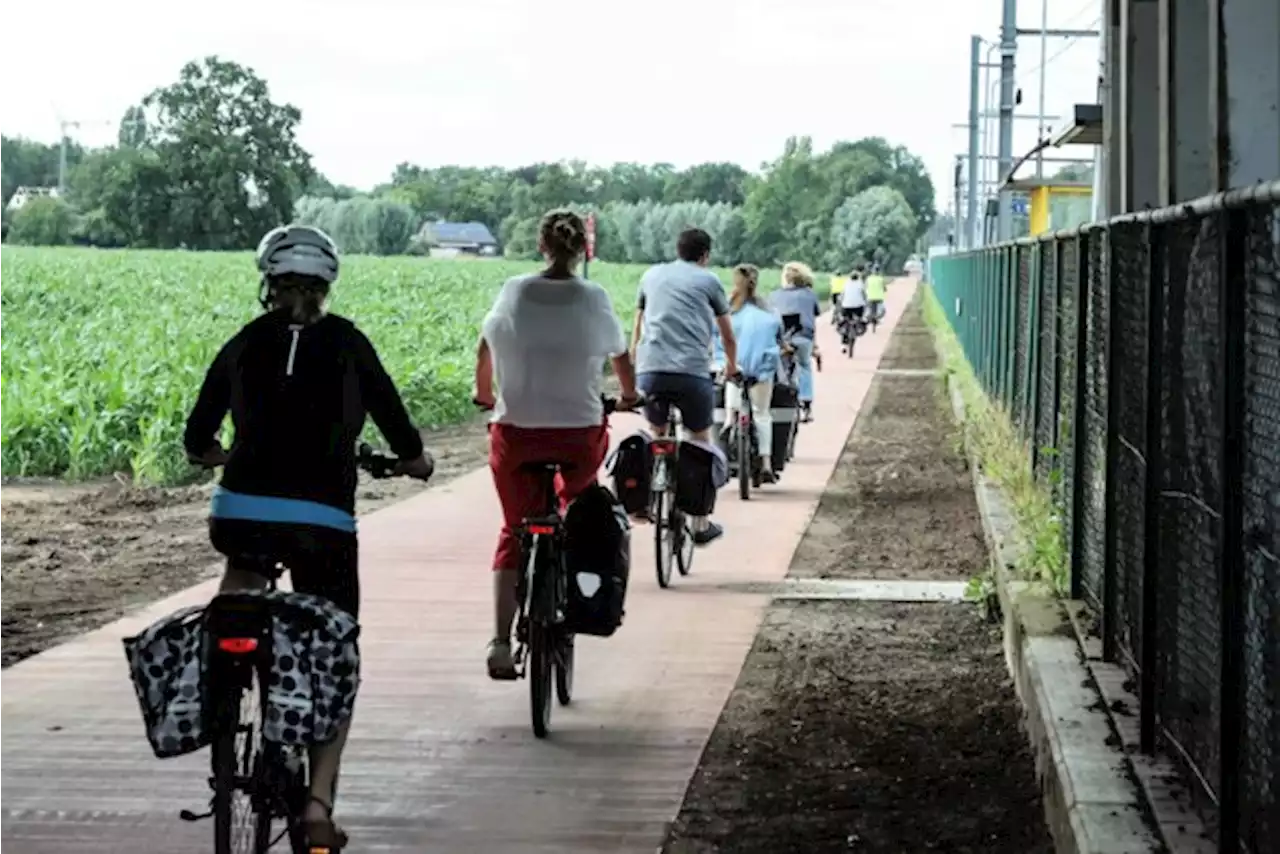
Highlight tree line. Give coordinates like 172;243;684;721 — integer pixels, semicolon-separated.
2;56;936;270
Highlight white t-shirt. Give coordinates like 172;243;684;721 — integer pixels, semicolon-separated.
841;277;868;309
482;274;627;428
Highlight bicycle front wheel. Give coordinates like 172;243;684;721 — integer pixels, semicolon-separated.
212;667;272;854
555;632;574;706
674;509;695;576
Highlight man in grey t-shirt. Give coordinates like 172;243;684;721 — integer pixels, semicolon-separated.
630;228;738;545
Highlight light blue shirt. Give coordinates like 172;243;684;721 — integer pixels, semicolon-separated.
713;303;782;381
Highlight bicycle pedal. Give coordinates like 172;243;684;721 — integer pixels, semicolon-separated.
179;807;213;822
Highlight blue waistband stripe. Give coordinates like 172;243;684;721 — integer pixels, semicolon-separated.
211;487;357;533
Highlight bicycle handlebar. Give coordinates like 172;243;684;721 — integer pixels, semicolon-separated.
355;443;403;479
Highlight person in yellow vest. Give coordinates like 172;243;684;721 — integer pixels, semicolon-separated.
866;263;888;329
828;273;847;324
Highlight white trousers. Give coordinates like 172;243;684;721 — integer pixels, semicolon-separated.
724;380;774;460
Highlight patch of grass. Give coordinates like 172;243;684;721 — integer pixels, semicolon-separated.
921;286;1068;595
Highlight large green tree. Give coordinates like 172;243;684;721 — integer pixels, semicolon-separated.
137;56;313;249
828;186;919;271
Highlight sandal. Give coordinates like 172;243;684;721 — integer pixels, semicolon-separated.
303;795;349;852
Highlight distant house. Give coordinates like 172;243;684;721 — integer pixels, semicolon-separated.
414;221;499;258
6;186;60;211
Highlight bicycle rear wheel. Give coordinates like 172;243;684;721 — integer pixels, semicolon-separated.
653;486;673;588
212;666;272;854
529;622;553;738
737;425;751;500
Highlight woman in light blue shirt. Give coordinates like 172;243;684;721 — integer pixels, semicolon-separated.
716;264;784;480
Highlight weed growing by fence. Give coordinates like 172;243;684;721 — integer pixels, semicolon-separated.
921;285;1067;594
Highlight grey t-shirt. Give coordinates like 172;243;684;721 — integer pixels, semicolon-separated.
635;260;730;375
769;286;821;339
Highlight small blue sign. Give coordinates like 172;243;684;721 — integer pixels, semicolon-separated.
1011;197;1029;215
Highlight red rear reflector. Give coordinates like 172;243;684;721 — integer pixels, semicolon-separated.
217;638;259;654
624;478;638;487
653;444;674;456
528;525;556;535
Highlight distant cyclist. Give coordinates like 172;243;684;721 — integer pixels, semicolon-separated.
473;209;641;681
718;264;783;482
183;224;434;851
866;263;888;325
769;261;821;422
828;272;847;320
631;227;739;545
839;265;869;351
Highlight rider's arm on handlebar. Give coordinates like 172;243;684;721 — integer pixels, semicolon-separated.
610;351;641;406
715;313;741;378
353;328;425;461
183;342;233;465
473;335;497;411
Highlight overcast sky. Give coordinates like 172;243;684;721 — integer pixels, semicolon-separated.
2;0;1102;212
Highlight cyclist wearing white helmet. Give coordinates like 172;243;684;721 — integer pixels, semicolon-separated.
183;224;433;850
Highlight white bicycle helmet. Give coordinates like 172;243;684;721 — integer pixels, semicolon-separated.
255;224;340;284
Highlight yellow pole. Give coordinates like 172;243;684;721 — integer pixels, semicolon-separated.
1030;186;1050;235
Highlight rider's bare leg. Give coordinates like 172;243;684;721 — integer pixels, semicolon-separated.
494;568;519;641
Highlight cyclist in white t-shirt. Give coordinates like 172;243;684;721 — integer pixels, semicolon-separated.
839;266;869;352
473;209;641;679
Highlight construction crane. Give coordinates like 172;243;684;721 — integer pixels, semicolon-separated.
55;115;113;193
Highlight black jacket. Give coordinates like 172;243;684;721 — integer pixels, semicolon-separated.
183;309;424;514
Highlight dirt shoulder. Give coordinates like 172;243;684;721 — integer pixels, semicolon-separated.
793;292;987;582
1;419;492;667
663;295;1052;853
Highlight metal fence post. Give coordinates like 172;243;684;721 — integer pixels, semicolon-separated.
1005;246;1016;411
1140;221;1164;754
1218;206;1248;854
1069;230;1092;600
1029;243;1039;468
1101;224;1120;663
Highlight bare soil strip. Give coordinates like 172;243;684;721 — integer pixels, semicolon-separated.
663;295;1052;853
1;419;491;667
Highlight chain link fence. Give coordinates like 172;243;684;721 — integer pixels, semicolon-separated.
930;181;1280;854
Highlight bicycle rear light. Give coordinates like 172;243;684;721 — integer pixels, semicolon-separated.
216;638;259;654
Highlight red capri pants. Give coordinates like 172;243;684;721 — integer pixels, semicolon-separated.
489;423;609;572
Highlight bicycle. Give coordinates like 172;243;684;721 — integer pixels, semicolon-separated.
868;300;884;333
647;392;696;589
724;375;763;500
499;397;634;737
474;395;637;737
188;443;416;854
839;309;868;357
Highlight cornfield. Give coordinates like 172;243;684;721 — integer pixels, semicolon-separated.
1;247;778;484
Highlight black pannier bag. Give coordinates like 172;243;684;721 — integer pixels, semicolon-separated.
562;483;631;636
675;440;725;517
770;382;800;472
606;431;653;515
123;590;361;759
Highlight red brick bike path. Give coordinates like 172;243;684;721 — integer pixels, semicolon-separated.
1;280;916;853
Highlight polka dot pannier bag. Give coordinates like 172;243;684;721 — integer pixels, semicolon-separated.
123;590;361;759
